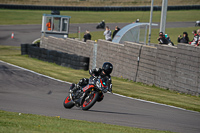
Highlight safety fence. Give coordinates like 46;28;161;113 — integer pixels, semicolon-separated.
21;44;90;70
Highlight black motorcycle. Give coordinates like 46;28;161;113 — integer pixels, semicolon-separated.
63;76;112;110
96;21;105;29
195;21;200;26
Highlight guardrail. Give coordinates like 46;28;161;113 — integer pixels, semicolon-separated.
1;4;200;11
21;44;90;70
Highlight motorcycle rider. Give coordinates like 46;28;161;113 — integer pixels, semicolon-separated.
71;62;113;101
89;62;113;92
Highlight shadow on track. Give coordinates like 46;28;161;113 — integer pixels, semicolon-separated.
88;109;149;117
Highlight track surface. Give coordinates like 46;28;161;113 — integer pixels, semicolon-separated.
0;61;200;133
0;21;195;46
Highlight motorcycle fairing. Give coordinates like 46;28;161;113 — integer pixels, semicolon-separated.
83;85;95;92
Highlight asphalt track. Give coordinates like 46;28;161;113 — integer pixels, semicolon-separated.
0;61;200;133
0;21;195;46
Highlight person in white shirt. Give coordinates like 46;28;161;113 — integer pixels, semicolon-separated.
104;26;112;41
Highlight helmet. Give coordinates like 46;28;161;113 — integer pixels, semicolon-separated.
102;62;113;75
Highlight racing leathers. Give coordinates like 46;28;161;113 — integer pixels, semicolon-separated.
89;68;112;93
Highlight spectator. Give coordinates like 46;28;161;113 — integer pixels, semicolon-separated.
197;29;200;46
83;30;91;42
157;32;169;45
46;19;52;31
104;26;112;41
177;32;189;44
189;30;199;46
133;19;140;23
112;26;120;39
135;19;140;23
165;34;174;46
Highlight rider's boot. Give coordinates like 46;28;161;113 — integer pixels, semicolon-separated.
70;84;81;93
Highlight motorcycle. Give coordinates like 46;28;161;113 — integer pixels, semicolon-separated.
195;21;200;26
96;21;105;29
63;76;112;110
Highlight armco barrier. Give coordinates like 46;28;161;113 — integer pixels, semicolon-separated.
21;44;89;70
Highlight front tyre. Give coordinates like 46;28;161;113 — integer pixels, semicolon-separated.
81;91;99;111
63;96;75;109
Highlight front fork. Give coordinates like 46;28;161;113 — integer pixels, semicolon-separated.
69;88;85;107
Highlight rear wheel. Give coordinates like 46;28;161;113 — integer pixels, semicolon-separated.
81;90;99;111
63;96;75;109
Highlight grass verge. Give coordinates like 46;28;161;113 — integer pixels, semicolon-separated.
0;45;200;112
0;110;173;133
0;9;200;25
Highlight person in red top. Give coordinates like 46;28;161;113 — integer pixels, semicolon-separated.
189;30;199;46
197;29;200;46
46;19;52;31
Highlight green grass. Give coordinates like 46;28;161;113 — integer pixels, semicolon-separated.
0;45;200;112
0;9;200;25
0;110;173;133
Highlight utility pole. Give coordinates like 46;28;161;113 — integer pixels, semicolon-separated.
148;0;154;45
160;0;168;34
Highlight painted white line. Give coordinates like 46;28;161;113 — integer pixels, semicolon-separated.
0;60;199;113
112;93;198;113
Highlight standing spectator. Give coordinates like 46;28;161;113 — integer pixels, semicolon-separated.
177;32;189;44
112;26;120;39
46;19;52;31
157;32;169;45
83;30;91;42
189;30;199;46
104;26;112;41
196;29;200;46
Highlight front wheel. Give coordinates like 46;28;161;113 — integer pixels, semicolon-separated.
63;96;75;109
81;91;99;111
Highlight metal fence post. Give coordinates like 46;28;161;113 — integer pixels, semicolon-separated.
144;25;148;45
92;40;98;69
78;26;81;41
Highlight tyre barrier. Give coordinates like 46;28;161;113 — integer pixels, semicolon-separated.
1;4;200;11
21;44;28;55
21;44;89;70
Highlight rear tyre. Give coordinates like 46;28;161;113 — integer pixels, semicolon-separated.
63;96;75;109
81;91;99;111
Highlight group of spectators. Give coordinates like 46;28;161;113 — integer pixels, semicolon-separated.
83;25;120;42
158;29;200;46
178;29;200;46
103;26;120;41
83;21;200;47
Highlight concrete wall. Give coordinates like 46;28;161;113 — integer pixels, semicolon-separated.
40;36;200;95
174;44;200;95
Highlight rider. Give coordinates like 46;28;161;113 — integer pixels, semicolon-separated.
72;62;113;101
89;62;113;92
